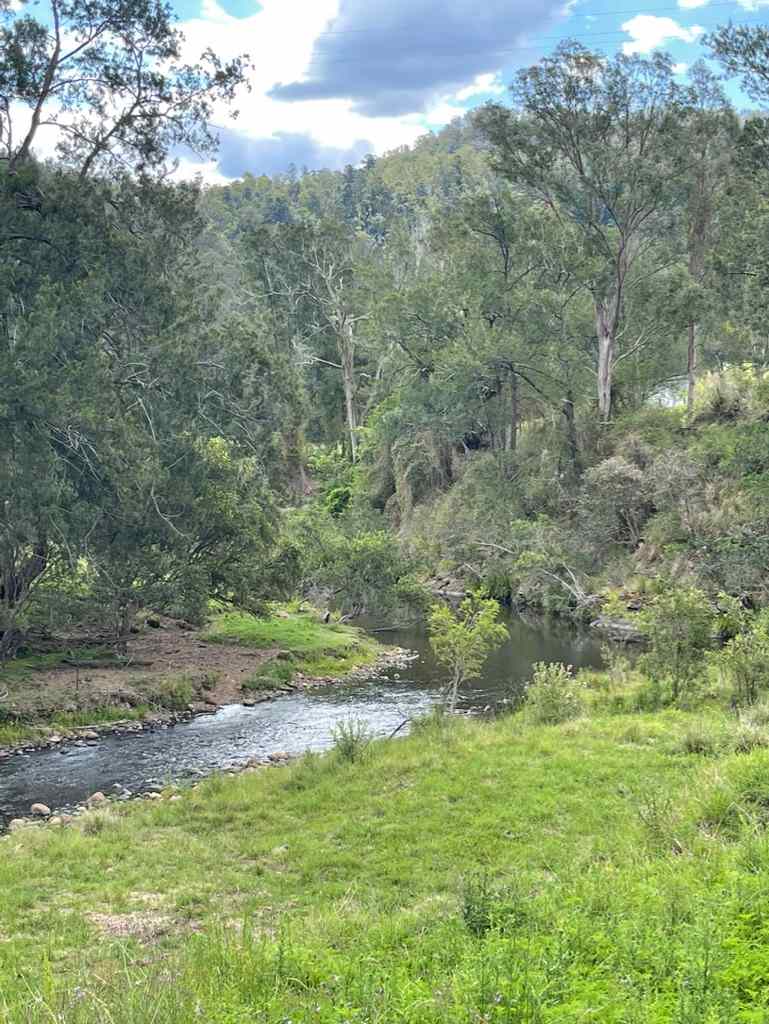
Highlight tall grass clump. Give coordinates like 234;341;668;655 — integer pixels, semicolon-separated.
332;717;371;763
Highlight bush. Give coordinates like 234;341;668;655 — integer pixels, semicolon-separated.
714;610;769;707
524;662;584;725
638;585;715;704
332;718;371;763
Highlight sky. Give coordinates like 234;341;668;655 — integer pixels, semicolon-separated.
164;0;769;182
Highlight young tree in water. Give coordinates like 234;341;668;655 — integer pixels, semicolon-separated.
428;595;508;712
476;43;684;422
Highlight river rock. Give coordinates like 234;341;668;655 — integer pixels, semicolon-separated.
79;730;99;741
49;816;63;826
86;791;107;807
8;819;30;831
145;792;162;800
30;803;51;817
590;616;645;643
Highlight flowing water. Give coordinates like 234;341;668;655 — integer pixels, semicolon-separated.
0;615;604;825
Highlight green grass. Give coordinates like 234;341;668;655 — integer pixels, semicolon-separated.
0;706;152;747
0;646;121;683
204;610;381;679
4;705;769;1020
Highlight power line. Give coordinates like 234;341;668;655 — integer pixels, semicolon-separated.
294;2;766;69
307;1;764;38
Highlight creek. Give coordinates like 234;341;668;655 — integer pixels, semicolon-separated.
0;614;604;825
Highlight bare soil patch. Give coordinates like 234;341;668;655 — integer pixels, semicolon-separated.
2;616;278;719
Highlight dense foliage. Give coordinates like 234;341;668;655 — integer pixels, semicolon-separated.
5;8;769;652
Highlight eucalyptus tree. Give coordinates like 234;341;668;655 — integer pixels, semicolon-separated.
679;64;739;418
475;43;685;422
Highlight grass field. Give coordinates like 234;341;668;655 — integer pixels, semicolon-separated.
2;703;769;1021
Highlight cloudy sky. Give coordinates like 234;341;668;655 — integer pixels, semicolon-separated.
170;0;769;182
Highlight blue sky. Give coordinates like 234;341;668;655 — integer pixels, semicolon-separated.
164;0;769;182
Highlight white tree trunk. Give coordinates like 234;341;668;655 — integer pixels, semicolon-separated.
339;320;358;462
596;299;614;422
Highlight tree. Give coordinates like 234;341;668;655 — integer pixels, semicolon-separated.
0;0;246;177
476;43;684;421
707;24;769;108
428;594;508;711
679;64;738;419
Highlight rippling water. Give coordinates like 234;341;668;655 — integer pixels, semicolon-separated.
0;614;604;823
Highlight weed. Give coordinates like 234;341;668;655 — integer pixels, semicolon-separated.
331;717;371;763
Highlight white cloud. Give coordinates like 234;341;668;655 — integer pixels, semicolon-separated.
621;15;705;56
454;72;506;102
175;0;428;178
677;0;709;9
672;62;690;75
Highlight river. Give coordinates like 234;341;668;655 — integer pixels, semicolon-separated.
0;615;604;825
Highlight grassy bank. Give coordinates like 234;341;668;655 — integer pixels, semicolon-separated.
2;701;769;1021
0;610;383;748
203;608;382;682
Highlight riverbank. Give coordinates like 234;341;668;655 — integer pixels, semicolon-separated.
2;695;769;1021
0;609;389;754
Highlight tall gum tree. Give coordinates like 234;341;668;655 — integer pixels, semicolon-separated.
475;42;684;422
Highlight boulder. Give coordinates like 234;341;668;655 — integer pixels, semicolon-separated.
49;816;63;826
590;616;645;643
8;819;29;831
30;803;51;817
86;791;107;807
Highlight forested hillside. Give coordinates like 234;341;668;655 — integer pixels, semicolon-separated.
5;8;769;648
200;32;769;624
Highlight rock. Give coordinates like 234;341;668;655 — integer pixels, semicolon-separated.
268;751;289;763
30;803;51;817
59;814;74;825
49;816;63;826
8;818;29;832
276;650;293;661
169;795;182;802
80;730;99;741
590;616;645;643
86;792;107;807
145;792;162;800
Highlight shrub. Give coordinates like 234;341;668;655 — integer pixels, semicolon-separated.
524;662;584;725
637;585;715;703
332;718;371;763
714;610;769;707
577;456;652;548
